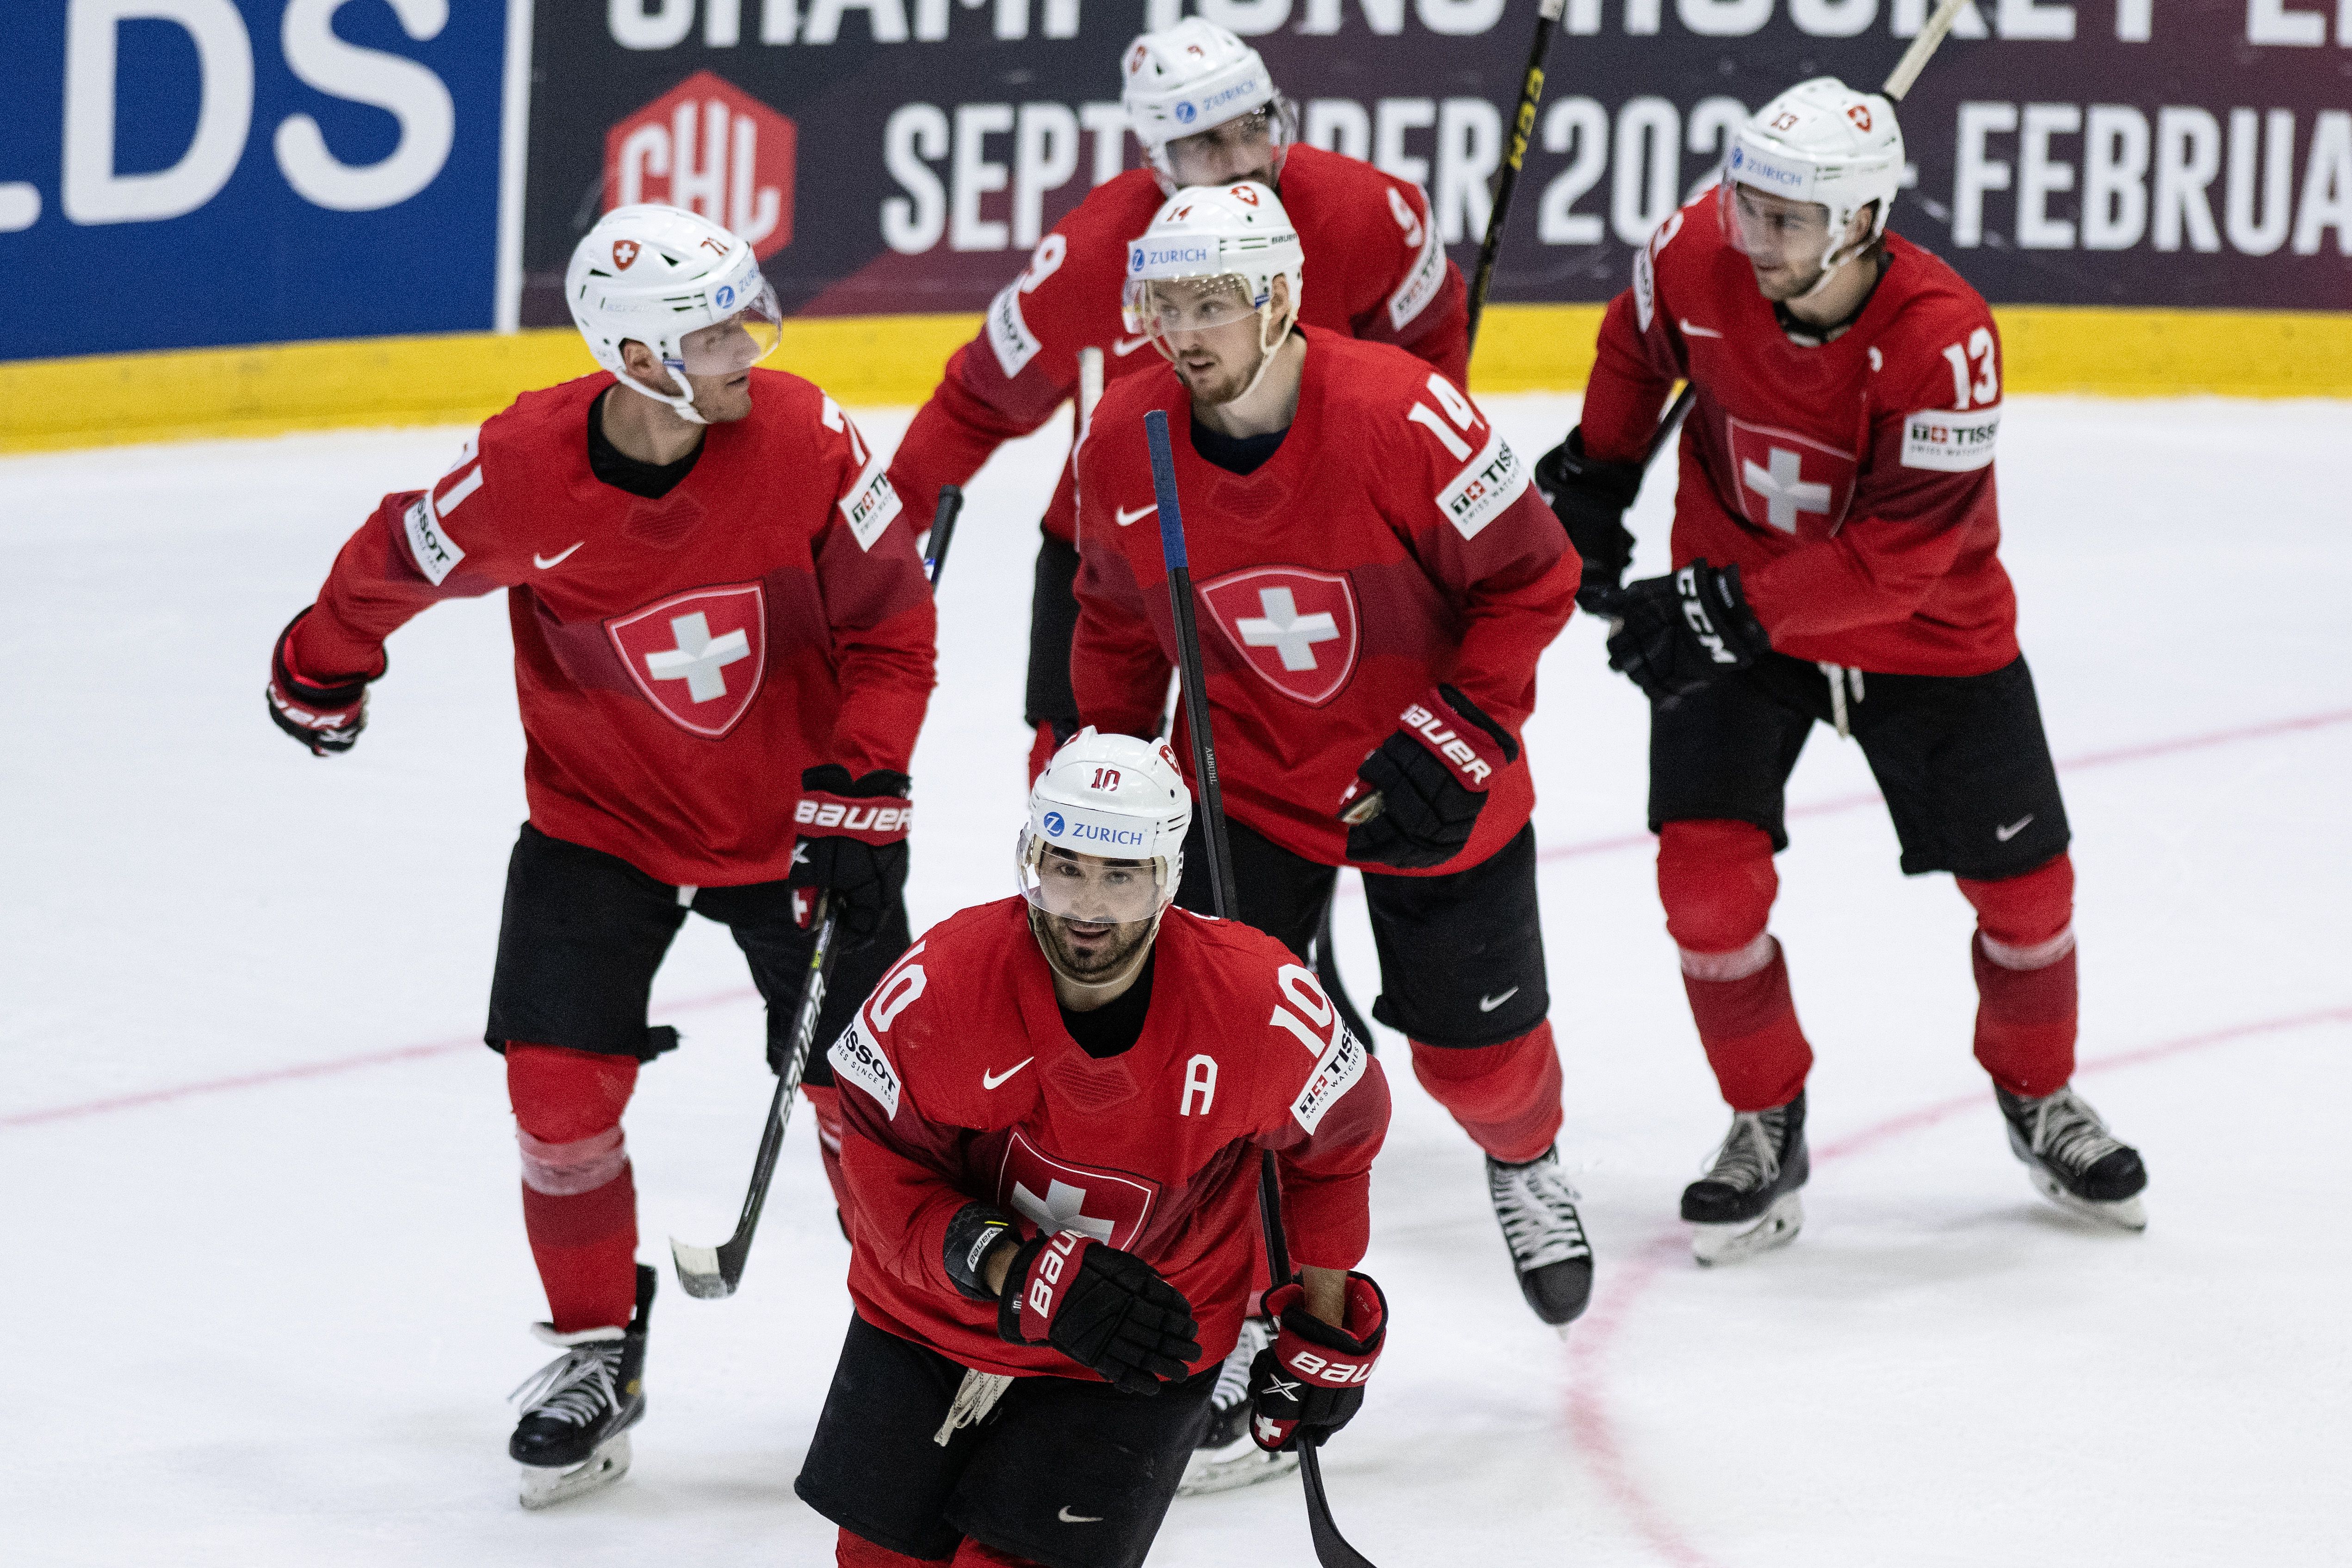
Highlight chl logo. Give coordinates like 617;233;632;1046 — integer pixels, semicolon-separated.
606;583;768;738
996;1129;1157;1251
1724;417;1857;540
604;70;797;259
1200;566;1360;707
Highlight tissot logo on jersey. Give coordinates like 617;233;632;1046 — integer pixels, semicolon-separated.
841;461;904;552
1437;429;1530;542
1900;408;2001;472
1290;1026;1368;1134
830;1013;903;1120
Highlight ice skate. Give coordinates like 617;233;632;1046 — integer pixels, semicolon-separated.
510;1265;655;1509
1998;1084;2147;1231
1684;1091;1809;1266
1487;1145;1595;1328
1177;1315;1298;1497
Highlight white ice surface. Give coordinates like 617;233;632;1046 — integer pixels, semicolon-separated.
3;394;2349;1567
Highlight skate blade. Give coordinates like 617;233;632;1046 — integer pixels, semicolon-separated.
1692;1191;1804;1267
518;1432;632;1510
1177;1438;1300;1498
2029;1169;2148;1232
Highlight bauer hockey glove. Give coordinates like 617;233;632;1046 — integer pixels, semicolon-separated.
998;1230;1201;1396
1606;560;1771;700
1533;428;1645;612
1340;685;1518;871
1248;1273;1388;1452
787;765;912;945
266;609;378;756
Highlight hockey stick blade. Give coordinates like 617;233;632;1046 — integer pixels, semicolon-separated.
1301;1444;1379;1568
668;1238;737;1300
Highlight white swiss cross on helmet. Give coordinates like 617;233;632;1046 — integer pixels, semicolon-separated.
1724;77;1904;283
1016;728;1193;927
567;203;785;424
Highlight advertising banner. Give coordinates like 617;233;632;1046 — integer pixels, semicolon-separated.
521;0;2352;330
2;0;515;360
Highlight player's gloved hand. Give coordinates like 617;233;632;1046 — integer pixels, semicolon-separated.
788;765;912;943
1026;718;1077;787
1248;1273;1388;1452
1339;685;1517;871
1605;560;1771;700
265;609;378;756
1533;427;1645;613
997;1231;1201;1396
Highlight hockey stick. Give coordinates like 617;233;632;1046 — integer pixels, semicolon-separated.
925;483;964;587
1144;409;1379;1568
1465;0;1568;350
670;894;842;1299
1602;0;1973;499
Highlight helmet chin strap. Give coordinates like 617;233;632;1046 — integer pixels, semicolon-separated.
1027;904;1165;996
1234;297;1300;403
613;361;708;426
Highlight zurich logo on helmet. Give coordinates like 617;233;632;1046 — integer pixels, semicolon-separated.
1730;147;1745;170
716;283;736;309
1174;101;1197;124
1042;811;1067;836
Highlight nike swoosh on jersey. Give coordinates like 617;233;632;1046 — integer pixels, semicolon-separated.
1058;1507;1104;1524
1114;503;1157;527
1111;335;1151;357
982;1058;1035;1090
1478;987;1521;1012
533;541;585;570
1678;319;1724;339
1995;814;2034;842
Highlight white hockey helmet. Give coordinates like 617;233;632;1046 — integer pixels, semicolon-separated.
1120;18;1296;191
567;204;784;423
1122;182;1303;395
1722;77;1903;285
1016;728;1193;926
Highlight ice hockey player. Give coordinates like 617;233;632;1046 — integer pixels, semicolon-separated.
1071;185;1592;1348
1536;79;2148;1264
886;17;1468;782
262;204;937;1506
795;730;1391;1568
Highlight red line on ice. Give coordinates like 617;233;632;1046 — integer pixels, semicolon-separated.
0;986;761;1131
1563;1003;2352;1568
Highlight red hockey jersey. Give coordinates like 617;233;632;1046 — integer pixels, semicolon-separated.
831;898;1391;1379
1071;328;1578;874
888;145;1470;548
289;371;936;886
1580;192;2018;676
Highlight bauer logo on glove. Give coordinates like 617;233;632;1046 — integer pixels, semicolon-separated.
1247;1272;1387;1452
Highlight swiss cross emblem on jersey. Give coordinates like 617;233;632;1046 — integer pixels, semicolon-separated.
996;1128;1158;1250
606;583;768;739
1724;417;1857;540
1199;566;1360;708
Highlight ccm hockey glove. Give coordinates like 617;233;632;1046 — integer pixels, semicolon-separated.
1341;685;1518;871
788;765;912;944
998;1231;1201;1396
265;609;378;756
1533;428;1646;612
1606;560;1771;700
1248;1273;1388;1452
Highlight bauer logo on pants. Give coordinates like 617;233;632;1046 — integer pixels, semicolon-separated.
606;583;768;739
1200;566;1360;707
996;1129;1157;1251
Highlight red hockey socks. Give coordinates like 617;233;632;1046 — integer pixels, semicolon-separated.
507;1044;641;1334
1659;819;1812;1113
833;1529;1040;1567
1958;853;2078;1098
800;1081;856;1234
1408;1024;1564;1164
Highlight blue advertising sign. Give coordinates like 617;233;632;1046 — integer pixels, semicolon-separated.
2;0;514;361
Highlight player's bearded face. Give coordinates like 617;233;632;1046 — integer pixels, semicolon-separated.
1146;276;1278;406
1026;848;1165;981
1725;183;1866;300
1164;108;1284;188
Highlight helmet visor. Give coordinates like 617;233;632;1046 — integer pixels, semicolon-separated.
1016;837;1175;926
1161;99;1298;187
1122;273;1260;342
676;277;783;376
1721;180;1834;267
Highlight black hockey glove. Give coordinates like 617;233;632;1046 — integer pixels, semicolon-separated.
1340;685;1518;871
998;1231;1201;1396
265;608;378;756
1248;1273;1388;1453
787;765;911;944
943;1202;1020;1302
1605;560;1771;700
1533;427;1645;612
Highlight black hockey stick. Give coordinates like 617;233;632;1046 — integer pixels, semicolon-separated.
670;894;841;1299
1144;409;1379;1568
925;483;963;587
1465;0;1567;351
